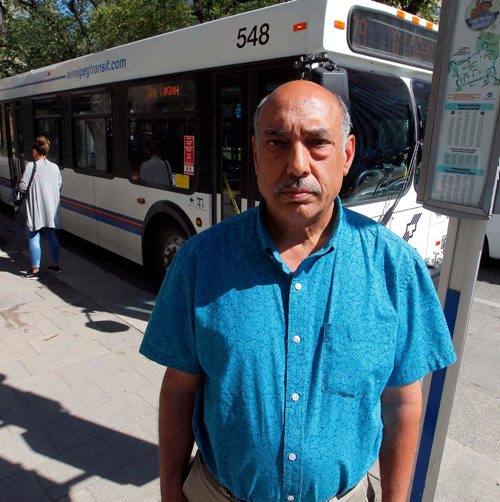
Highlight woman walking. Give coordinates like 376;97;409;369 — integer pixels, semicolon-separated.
18;136;62;279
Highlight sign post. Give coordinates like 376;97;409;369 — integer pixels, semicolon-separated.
413;0;500;499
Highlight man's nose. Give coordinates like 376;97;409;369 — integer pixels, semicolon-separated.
286;141;311;177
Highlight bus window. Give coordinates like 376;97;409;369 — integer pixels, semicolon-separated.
341;70;414;204
34;97;61;165
71;91;112;172
220;85;244;219
128;79;195;191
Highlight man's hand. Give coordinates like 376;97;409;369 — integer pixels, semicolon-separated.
379;381;422;502
159;367;203;501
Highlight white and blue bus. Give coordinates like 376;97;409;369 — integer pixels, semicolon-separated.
0;0;448;279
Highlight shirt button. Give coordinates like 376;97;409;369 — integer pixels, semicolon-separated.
288;453;297;461
294;282;302;291
287;497;295;501
293;335;301;343
291;393;300;401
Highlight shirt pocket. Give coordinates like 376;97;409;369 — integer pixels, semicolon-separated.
321;322;395;398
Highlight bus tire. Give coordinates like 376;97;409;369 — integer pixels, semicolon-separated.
150;223;187;283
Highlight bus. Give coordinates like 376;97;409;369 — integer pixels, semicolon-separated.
0;0;448;280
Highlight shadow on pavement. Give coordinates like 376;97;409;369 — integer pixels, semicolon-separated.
477;258;500;286
0;203;157;329
0;374;158;500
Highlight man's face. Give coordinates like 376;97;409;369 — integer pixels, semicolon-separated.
252;82;355;229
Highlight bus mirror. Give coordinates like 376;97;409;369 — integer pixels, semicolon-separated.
311;67;349;107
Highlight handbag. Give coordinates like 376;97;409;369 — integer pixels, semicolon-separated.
13;162;37;210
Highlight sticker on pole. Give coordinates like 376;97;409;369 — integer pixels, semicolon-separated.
184;135;195;176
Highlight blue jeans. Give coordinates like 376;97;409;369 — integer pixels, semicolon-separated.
26;227;60;269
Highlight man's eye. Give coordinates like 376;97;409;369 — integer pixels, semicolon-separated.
266;139;285;147
309;139;329;147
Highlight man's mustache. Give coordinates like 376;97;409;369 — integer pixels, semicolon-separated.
273;177;321;195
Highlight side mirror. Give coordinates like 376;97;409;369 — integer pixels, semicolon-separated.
311;67;350;107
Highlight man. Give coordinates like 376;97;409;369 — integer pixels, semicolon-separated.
140;81;456;502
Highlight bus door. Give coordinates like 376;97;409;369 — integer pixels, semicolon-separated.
214;74;250;222
5;103;25;189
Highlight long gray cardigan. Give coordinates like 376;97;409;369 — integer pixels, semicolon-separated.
19;159;62;232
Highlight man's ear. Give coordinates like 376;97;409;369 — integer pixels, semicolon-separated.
252;136;259;175
343;134;356;176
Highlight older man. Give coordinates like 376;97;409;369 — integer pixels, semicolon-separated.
140;80;456;502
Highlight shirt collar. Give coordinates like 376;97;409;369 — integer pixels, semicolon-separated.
256;197;345;257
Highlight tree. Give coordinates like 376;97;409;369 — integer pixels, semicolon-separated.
88;0;192;52
0;0;100;76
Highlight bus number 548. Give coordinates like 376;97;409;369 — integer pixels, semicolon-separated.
236;23;270;48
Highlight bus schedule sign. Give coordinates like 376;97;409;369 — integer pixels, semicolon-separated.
184;135;195;175
418;0;500;218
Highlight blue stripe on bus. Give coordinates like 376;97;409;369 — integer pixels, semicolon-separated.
1;75;66;92
410;288;460;501
61;196;143;236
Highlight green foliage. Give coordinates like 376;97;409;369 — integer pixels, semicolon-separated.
0;0;97;77
88;0;193;52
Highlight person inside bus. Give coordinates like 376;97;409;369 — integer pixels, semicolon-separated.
18;136;62;279
139;142;173;187
140;81;456;502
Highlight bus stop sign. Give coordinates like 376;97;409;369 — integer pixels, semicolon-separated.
417;0;500;218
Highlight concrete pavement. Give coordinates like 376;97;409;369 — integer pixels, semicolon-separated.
0;210;162;501
0;208;499;501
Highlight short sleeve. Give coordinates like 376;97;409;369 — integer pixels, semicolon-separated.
387;254;456;387
139;243;203;374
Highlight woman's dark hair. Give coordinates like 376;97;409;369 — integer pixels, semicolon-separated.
32;136;50;155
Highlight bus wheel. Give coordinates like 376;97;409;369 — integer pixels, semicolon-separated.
151;224;187;282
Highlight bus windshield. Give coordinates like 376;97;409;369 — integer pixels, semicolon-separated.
340;70;414;204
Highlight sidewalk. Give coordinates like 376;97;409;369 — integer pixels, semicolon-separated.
0;211;163;501
1;208;499;501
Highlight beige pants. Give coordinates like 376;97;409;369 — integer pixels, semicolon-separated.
183;452;371;502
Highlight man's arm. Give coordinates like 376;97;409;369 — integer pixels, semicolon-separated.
159;367;203;501
379;381;422;502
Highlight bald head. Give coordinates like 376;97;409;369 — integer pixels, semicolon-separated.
253;80;351;148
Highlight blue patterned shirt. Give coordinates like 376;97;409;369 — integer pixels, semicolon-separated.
140;200;456;502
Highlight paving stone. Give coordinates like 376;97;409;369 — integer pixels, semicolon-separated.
435;438;500;501
85;451;159;502
95;368;153;399
138;384;162;409
55;382;110;415
14;371;70;402
122;352;166;386
63;487;97;502
0;426;59;473
20;340;109;375
34;459;99;501
77;393;155;431
0;337;38;363
0;292;42;310
136;411;159;442
56;352;132;388
1;360;33;383
28;331;90;354
95;329;141;354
